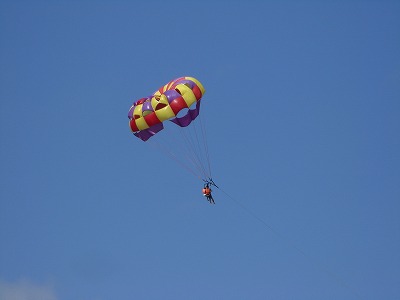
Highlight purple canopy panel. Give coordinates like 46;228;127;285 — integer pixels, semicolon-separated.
162;89;181;103
170;100;201;127
142;101;153;113
175;80;195;89
128;106;134;119
134;122;164;141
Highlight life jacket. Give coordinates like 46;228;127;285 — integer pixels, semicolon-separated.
202;188;211;196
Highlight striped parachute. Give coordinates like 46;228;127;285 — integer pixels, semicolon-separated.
128;77;205;141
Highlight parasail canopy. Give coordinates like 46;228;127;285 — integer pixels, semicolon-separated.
128;77;205;141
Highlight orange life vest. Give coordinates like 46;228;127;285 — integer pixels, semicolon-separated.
202;188;211;196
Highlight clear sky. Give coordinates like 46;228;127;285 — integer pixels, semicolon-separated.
1;1;399;299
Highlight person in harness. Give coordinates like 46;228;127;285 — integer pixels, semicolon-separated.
202;182;215;204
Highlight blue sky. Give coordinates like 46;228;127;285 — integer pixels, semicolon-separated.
1;1;399;299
